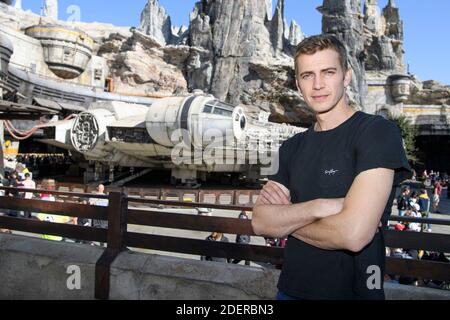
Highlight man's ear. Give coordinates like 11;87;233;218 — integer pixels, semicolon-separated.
344;68;352;87
296;79;303;95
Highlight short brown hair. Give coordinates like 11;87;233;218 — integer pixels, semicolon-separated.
294;34;349;76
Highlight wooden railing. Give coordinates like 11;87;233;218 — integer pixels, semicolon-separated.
37;182;261;207
0;186;449;300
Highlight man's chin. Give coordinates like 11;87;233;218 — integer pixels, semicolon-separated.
310;104;336;115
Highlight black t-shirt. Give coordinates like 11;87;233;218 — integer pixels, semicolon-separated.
270;111;411;300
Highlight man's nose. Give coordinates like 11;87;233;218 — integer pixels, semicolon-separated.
313;75;325;90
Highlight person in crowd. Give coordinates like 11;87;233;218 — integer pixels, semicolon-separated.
397;186;410;217
21;173;36;218
432;180;443;213
405;203;422;232
36;179;72;241
201;232;230;263
418;189;431;232
232;211;252;265
89;184;109;247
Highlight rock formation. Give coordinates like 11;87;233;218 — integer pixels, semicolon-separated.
185;0;312;123
319;0;367;110
364;0;405;72
1;0;448;128
43;0;58;20
139;0;173;46
407;79;450;106
97;30;188;97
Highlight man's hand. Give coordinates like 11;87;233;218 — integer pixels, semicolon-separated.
257;181;291;205
252;181;345;238
256;181;344;219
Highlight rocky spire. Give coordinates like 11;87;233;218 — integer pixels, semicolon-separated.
14;0;22;10
364;0;381;35
265;0;272;19
43;0;58;20
139;0;172;46
380;0;405;72
319;0;367;109
382;0;403;41
188;0;277;103
288;20;304;47
271;0;285;54
362;0;405;72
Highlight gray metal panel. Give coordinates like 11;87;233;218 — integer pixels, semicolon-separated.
32;97;62;111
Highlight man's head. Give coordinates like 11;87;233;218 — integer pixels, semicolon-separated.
401;186;410;195
294;34;352;114
25;173;31;180
97;184;105;194
211;232;223;240
42;179;56;191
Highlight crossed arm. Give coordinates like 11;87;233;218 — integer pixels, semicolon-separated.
252;168;394;252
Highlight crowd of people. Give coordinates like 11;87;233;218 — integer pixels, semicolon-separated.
199;210;288;269
396;187;432;232
14;154;73;178
396;169;447;232
0;177;108;244
389;169;449;289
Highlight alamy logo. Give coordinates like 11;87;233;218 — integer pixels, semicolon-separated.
367;265;382;290
324;169;339;176
66;265;81;290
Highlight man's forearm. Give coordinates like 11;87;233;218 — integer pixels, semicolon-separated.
292;212;350;251
252;200;326;238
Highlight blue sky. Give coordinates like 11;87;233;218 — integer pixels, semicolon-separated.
19;0;450;85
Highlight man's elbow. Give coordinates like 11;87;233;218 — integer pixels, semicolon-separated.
345;232;374;253
251;206;269;236
251;206;283;238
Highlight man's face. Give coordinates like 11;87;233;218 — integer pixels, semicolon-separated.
296;48;351;114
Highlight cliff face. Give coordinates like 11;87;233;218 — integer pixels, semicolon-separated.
184;0;310;123
319;0;367;110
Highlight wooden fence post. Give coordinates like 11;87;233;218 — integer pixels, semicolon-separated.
95;191;127;300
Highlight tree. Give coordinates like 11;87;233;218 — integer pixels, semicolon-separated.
388;114;419;165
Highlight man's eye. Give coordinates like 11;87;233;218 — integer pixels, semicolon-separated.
325;70;336;76
302;74;312;80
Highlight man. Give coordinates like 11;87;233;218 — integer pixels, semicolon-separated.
21;173;36;218
252;35;411;300
5;172;22;217
37;179;72;241
232;211;252;265
89;184;109;230
201;232;230;263
432;180;442;213
397;186;410;217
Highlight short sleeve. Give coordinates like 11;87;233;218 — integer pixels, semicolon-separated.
355;117;412;185
268;139;292;189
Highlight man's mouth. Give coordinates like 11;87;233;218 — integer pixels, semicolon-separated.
312;95;330;102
